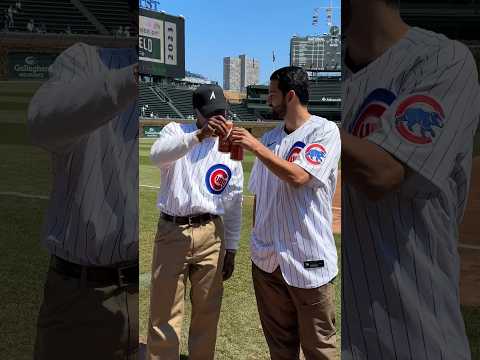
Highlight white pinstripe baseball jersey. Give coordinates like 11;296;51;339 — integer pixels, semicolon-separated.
342;27;480;360
248;115;340;289
150;122;243;250
28;43;138;266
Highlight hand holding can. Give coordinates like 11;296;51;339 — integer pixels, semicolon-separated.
230;126;244;161
218;120;233;153
230;143;244;161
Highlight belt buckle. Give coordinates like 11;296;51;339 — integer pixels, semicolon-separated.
117;266;130;287
188;216;193;226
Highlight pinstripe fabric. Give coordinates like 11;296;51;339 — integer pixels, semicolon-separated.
153;122;243;250
248;115;340;289
28;43;138;266
342;27;480;360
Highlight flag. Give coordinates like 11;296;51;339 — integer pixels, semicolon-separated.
272;51;276;63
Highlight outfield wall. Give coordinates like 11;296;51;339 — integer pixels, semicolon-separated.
140;118;281;139
0;33;136;80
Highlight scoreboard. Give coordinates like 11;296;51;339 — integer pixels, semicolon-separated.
139;8;185;78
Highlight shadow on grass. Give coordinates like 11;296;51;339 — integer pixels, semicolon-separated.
138;342;189;359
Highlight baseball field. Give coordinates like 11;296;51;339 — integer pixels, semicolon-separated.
0;81;51;360
138;138;342;359
0;80;478;359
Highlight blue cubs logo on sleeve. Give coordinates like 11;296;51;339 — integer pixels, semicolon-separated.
349;88;397;138
205;164;232;195
305;144;327;165
286;141;306;162
395;95;444;144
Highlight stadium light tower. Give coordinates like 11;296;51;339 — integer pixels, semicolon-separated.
311;1;340;70
312;0;339;34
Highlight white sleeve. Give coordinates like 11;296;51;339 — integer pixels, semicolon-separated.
248;132;269;194
27;43;137;153
293;122;341;188
149;122;200;168
222;162;244;250
367;41;480;192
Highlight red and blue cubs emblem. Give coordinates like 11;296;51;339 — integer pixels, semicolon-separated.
395;95;444;144
305;144;327;165
205;164;232;195
286;141;306;162
349;88;397;138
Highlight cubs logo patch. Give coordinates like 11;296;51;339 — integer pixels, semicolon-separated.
286;141;306;162
349;88;397;138
205;164;232;195
395;95;444;144
305;144;327;165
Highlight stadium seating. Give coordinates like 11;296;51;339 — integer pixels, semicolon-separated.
80;0;132;35
0;0;133;35
0;0;97;34
309;80;342;101
229;103;257;121
139;82;261;121
160;85;196;118
139;83;181;119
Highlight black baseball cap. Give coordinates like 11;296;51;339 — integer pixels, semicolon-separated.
192;84;228;117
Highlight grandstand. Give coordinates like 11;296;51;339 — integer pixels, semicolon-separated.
81;0;131;35
139;83;181;119
229;103;257;122
309;78;342;121
0;0;134;35
0;0;97;34
138;82;261;122
138;78;341;122
160;85;196;118
243;78;342;122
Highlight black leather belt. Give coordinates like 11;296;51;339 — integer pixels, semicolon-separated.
51;256;138;287
161;212;219;225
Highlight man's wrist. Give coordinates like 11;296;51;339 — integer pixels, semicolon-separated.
251;140;264;156
196;129;205;142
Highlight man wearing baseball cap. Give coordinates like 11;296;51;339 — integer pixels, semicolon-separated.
146;84;243;360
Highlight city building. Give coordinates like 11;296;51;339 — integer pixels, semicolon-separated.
223;54;260;92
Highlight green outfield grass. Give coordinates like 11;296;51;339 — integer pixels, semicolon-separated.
139;138;342;359
1;79;478;359
0;81;51;360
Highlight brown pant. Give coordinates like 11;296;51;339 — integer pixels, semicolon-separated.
34;263;139;360
146;217;225;360
252;263;337;360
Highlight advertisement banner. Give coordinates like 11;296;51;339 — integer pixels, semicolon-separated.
139;15;164;64
143;126;163;138
8;53;58;80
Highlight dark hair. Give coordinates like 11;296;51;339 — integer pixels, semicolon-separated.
270;66;309;105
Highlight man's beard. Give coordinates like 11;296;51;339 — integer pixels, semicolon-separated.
271;101;287;120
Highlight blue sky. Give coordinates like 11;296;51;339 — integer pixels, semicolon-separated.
157;0;340;85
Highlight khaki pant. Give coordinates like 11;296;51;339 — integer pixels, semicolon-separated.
34;264;139;360
252;263;337;360
147;217;225;360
